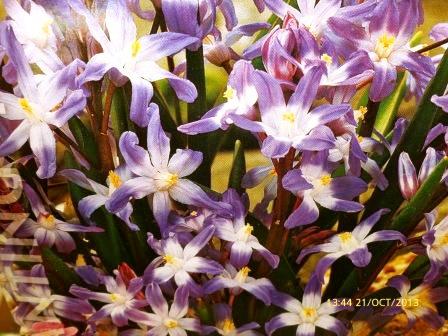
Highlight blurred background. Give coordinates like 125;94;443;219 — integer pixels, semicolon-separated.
0;0;447;334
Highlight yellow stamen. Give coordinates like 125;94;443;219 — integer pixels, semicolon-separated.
41;215;56;230
18;98;34;117
131;40;141;58
166;173;179;188
164;319;178;329
190;211;198;217
221;319;236;333
375;34;396;59
163;255;175;265
108;171;122;189
270;168;278;176
223;85;236;101
244;224;254;236
235;266;251;283
320;175;332;186
357;136;364;143
338;232;353;243
321;53;333;65
301;307;318;322
282;111;296;123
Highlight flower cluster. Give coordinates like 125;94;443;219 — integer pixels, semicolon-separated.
1;0;448;335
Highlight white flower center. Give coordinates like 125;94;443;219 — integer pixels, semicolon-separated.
337;232;360;252
164;318;179;329
155;172;179;191
236;224;254;242
234;266;250;283
19;98;42;122
39;215;56;230
300;307;318;323
109;293;128;305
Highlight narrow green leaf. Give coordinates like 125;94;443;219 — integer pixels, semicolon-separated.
186;46;211;187
374;73;407;135
228;140;246;193
110;86;135;140
41;247;81;295
68;117;100;168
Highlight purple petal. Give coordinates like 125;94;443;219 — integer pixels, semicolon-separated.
119;132;155;177
419;147;438;184
184;257;223;275
302;275;322;308
352;208;390;240
0;120;31;156
152;191;172;233
106;177;156;213
369;61;397;102
47;90;86;127
348;246;372;268
265;312;300;336
168;149;202;178
398;152;418;200
315;253;345;283
146;107;171;168
363;230;406;245
138;33;198;61
368;0;399;37
424;124;447;148
261;136;292;158
29;123;56;178
284;194;319;229
79;194;108;218
432;94;448;113
230;241;252;268
145;283;169;316
129;77;154;127
170;286;189;319
79;53;113;84
184;225;215;259
315;315;347;336
288;66;324;114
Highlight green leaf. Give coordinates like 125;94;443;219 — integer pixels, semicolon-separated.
110;86;135;140
374;73;407;135
41;247;81;295
228;140;246;192
186;46;211;187
68;117;100;168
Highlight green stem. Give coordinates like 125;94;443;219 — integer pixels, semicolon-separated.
358;99;380;137
186;46;211;187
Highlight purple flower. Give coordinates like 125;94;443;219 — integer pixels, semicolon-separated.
202;22;270;67
147;226;223;294
210;303;262;335
204;263;274;305
70;272;147;327
328;134;388;190
328;0;435;101
178;60;258;135
264;0;376;40
233;66;352;158
162;0;218;51
421;211;448;282
0;26;86;178
297;209;406;283
60;166;139;231
384;275;448;330
128;284;202;335
398;148;440;200
282;151;366;229
13;265;93;325
432;90;448;113
266;276;349;336
72;0;198;127
16;184;102;253
208;189;280;269
107;108;231;232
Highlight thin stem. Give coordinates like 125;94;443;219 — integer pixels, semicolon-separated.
98;81;116;175
53;128;92;165
417;37;448;54
150;10;162;34
358;99;380;137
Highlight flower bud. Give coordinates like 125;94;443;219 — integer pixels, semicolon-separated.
398;152;418;200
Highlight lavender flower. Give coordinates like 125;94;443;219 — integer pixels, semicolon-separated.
398;148;440;200
72;0;198;127
384;275;448;330
178;60;258;135
297;209;406;283
328;0;435;101
107;108;231;232
421;211;448;282
282;151;367;229
211;303;261;335
146;226;223;294
0;26;86;178
266;276;349;336
233;66;352;158
70;272;147;327
204;263;274;305
17;184;102;253
161;0;218;51
13;265;93;325
60;166;138;231
208;189;279;269
127;284;202;335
